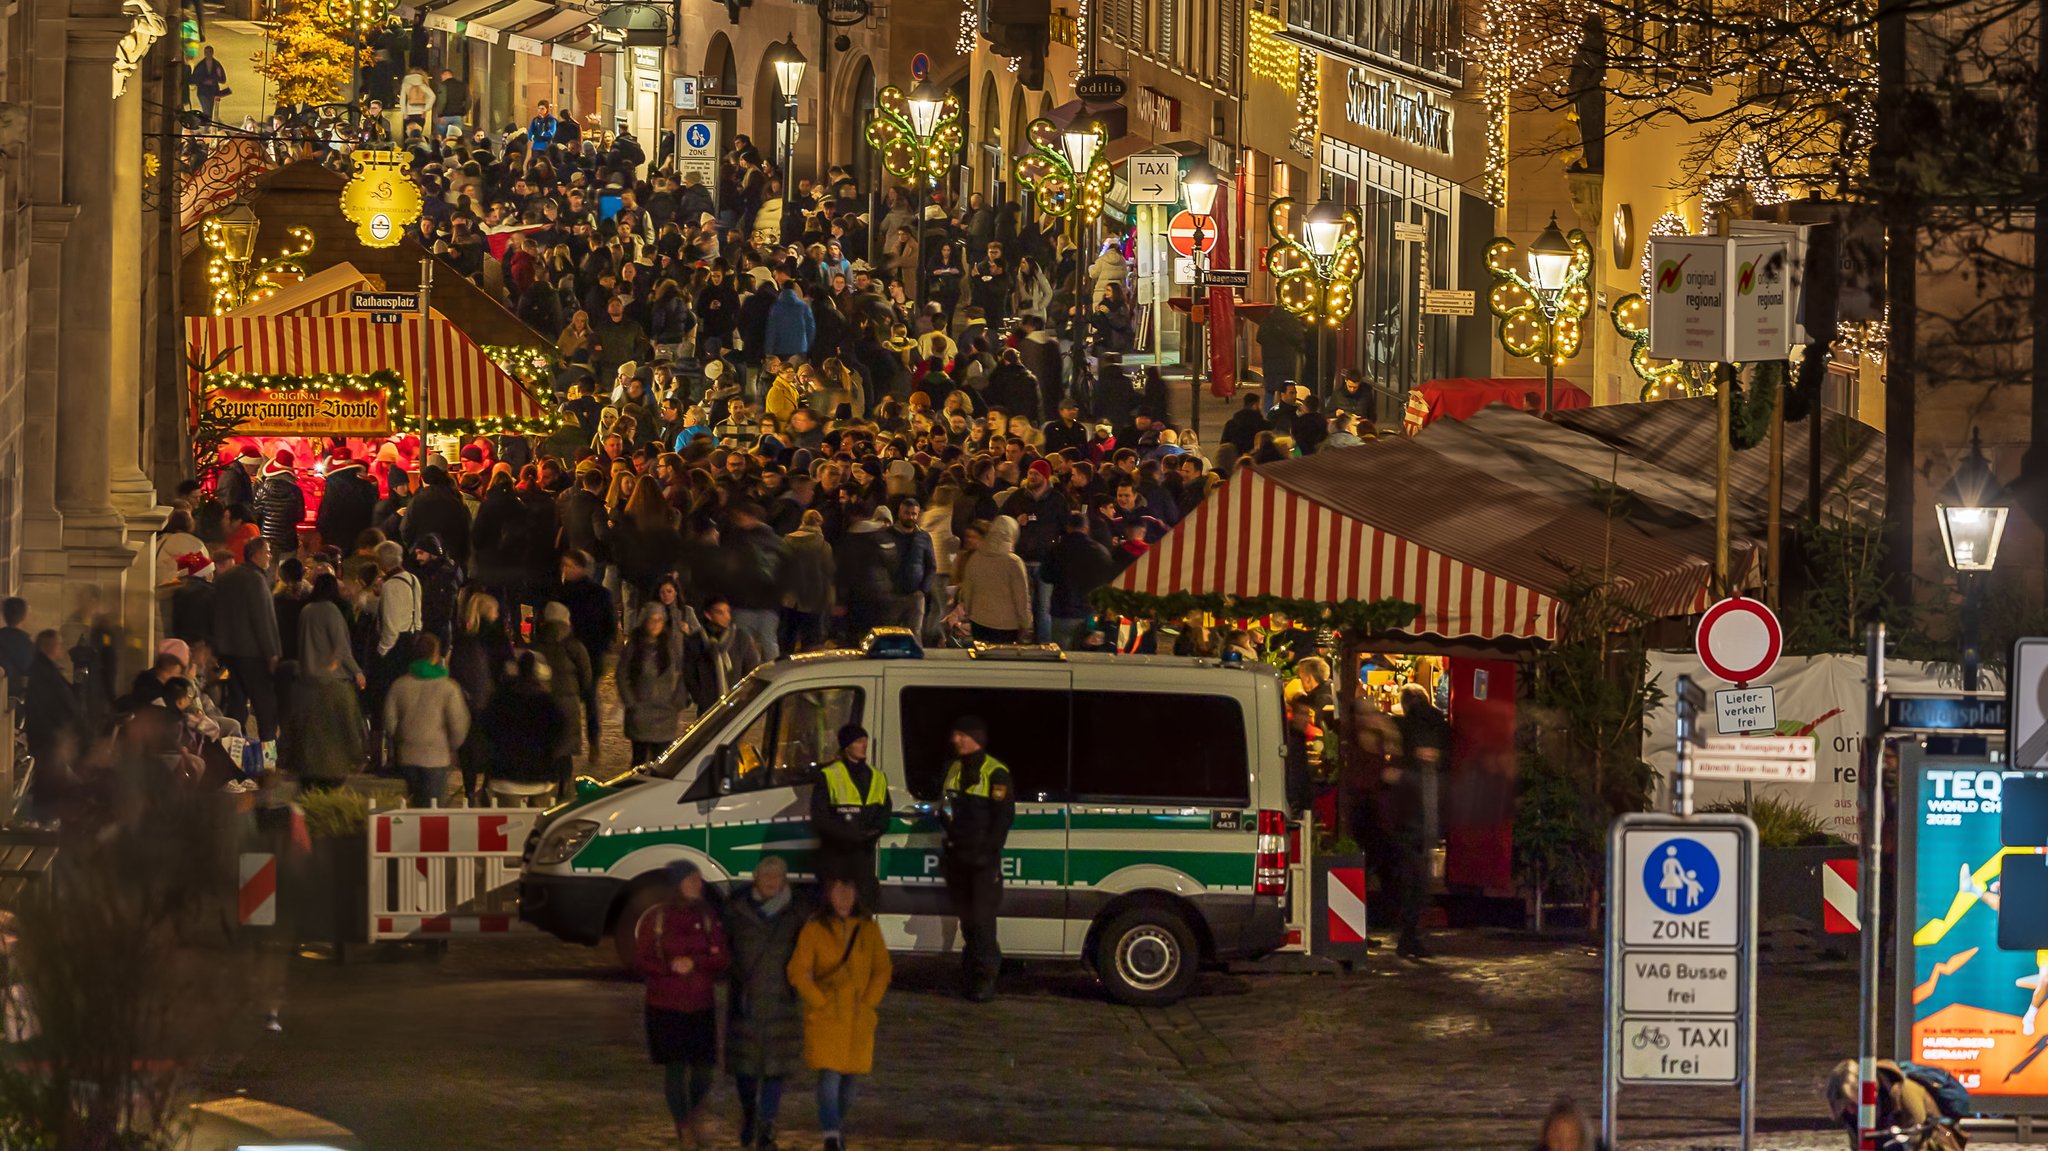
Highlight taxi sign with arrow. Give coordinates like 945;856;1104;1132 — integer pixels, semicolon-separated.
1128;155;1176;204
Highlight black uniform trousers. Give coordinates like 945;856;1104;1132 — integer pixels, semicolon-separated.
942;853;1003;990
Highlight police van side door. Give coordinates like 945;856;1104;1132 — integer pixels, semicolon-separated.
874;666;1071;957
704;676;876;884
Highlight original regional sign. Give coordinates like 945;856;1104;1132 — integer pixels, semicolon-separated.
205;388;392;436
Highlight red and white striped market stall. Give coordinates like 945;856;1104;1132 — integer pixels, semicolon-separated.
1111;420;1756;895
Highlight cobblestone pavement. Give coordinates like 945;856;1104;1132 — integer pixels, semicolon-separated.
199;930;1915;1150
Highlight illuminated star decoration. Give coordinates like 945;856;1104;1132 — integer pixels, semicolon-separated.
1609;293;1695;398
1485;228;1591;365
1265;197;1363;326
865;85;963;190
203;214;314;316
1013;117;1112;220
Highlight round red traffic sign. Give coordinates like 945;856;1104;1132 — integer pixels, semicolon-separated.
1695;596;1782;685
1168;210;1219;258
910;52;930;80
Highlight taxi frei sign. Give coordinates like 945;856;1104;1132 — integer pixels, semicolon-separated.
1646;236;1794;364
339;149;424;248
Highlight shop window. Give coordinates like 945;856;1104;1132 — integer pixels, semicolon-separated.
730;686;865;793
898;685;1070;803
1071;692;1251;805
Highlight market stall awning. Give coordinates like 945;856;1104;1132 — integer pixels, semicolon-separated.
519;7;594;44
1413;377;1592;427
465;0;551;37
184;314;550;430
1112;426;1756;641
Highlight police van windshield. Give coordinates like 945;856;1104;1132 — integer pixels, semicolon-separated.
643;678;768;780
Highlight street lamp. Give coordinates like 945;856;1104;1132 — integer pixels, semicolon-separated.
1271;196;1360;400
768;37;806;212
1937;428;2011;690
214;203;260;263
906;79;946;142
1060;115;1106;181
1303;198;1346;260
202;204;314;315
1527;212;1575;415
1182;159;1220;403
1016;113;1108;403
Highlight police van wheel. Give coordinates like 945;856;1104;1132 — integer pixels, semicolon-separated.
612;884;670;973
1096;905;1197;1006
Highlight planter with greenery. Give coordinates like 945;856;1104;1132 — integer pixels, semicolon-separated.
284;787;371;946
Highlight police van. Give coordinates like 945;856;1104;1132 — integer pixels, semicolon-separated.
519;632;1293;1005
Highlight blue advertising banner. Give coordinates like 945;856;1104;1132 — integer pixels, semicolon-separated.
1900;751;2048;1109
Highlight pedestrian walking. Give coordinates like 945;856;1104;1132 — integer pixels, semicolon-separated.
724;856;806;1151
213;538;282;744
191;45;227;120
635;860;729;1150
1387;681;1448;960
810;724;888;911
478;652;568;802
282;574;365;790
530;601;592;791
383;633;471;807
937;715;1014;1001
788;877;892;1151
950;514;1030;643
619;604;687;766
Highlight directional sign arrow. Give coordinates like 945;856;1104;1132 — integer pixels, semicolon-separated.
1142;183;1163;196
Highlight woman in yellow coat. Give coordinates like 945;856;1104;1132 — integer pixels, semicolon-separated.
787;877;892;1151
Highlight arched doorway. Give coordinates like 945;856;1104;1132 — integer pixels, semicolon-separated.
977;72;1002;200
850;58;878;196
703;32;739;155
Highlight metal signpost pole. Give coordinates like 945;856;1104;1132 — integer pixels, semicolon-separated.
1857;622;1887;1150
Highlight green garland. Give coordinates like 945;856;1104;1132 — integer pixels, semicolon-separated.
1726;360;1782;450
1090;587;1419;638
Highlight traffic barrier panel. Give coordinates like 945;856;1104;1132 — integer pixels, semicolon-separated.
1823;857;1859;933
367;808;545;943
239;852;277;926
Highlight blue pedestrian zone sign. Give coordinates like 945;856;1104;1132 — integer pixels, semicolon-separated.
1644;838;1722;916
686;122;712;149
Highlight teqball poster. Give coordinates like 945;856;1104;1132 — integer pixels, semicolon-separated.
1903;754;2048;1107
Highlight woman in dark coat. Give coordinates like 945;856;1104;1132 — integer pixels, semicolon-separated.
449;591;514;800
529;601;592;792
479;651;566;794
634;859;730;1148
724;855;806;1150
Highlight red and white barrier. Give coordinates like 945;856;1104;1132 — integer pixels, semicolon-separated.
367;808;545;943
1326;866;1369;944
239;852;277;927
1824;858;1859;934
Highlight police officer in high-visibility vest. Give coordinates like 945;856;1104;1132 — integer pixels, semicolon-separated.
939;714;1015;1002
810;723;891;911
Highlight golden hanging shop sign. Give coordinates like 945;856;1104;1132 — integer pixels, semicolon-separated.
339;149;424;248
205;387;393;436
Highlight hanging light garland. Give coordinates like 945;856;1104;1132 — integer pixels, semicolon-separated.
482;344;556;384
1247;9;1296;85
1290;51;1319;158
1013;117;1112;220
1610;293;1698;398
1485;227;1592;364
1471;0;1585;206
955;0;975;53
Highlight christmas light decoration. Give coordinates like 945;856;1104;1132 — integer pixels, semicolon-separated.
1610;292;1696;397
1266;196;1363;326
203;210;314;315
483;344;558;383
1014;117;1112;220
1702;140;1789;211
256;0;364;107
956;0;975;53
1291;52;1319;158
1247;8;1297;85
1639;208;1692;293
1486;226;1591;364
1836;310;1888;366
1472;0;1585;205
866;84;964;190
321;0;390;33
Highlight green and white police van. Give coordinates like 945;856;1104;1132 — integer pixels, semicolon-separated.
519;633;1294;1005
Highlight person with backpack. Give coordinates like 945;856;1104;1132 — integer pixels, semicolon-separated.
1825;1058;1971;1151
408;534;460;648
634;859;729;1149
788;876;892;1151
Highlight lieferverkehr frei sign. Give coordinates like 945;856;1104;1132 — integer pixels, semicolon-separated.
1646;236;1793;364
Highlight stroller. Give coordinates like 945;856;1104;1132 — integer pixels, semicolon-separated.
1825;1059;1972;1151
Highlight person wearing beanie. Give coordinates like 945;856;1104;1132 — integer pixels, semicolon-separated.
618;602;687;766
938;713;1015;1002
811;722;889;911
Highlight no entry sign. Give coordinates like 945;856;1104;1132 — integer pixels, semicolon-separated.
1694;596;1782;686
1168;210;1218;258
